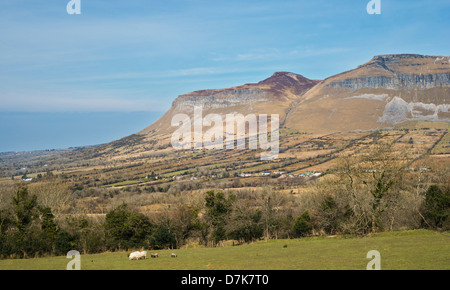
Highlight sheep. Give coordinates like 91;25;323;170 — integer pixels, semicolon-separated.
138;251;147;260
129;251;141;261
171;253;177;258
129;251;147;260
151;253;159;258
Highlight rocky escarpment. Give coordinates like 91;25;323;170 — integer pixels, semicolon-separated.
172;88;269;110
171;72;320;110
326;73;450;90
325;54;450;90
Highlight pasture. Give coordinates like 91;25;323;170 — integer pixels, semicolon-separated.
0;230;448;270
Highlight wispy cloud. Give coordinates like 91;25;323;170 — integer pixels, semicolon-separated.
211;47;352;62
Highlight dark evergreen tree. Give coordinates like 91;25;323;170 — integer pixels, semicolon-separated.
422;185;450;229
293;211;312;237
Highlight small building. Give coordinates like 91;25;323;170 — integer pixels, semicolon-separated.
238;173;252;178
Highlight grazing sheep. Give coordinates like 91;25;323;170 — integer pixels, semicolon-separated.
151;253;159;258
129;251;140;261
171;253;177;258
129;251;147;260
138;251;147;260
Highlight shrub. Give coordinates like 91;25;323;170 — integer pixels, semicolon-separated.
422;185;450;230
293;211;312;237
150;224;177;249
104;203;152;250
54;230;78;256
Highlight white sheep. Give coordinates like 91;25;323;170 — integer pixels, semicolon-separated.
129;251;141;261
129;251;147;260
138;251;147;260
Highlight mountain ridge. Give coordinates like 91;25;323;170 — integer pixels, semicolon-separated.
140;71;320;136
140;53;449;137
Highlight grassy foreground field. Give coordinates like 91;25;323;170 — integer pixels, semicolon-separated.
0;230;448;270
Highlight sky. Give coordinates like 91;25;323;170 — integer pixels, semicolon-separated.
0;0;449;152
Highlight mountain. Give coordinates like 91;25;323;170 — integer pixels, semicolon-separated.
138;54;449;142
285;54;450;132
139;72;320;136
2;54;448;183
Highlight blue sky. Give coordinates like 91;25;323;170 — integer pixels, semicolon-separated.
0;0;449;151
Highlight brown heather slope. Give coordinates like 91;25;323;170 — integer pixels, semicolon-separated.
285;54;450;133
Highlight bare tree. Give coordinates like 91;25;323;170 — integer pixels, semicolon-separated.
260;186;292;240
336;143;409;233
29;181;73;214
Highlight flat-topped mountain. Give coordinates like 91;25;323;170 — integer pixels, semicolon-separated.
2;54;448;182
285;54;450;132
134;53;449;143
140;72;320;136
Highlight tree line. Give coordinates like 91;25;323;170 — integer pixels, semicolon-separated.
0;183;448;259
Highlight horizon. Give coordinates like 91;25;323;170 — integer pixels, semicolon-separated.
1;0;449;152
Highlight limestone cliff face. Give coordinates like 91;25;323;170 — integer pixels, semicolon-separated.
325;54;450;90
326;73;450;90
326;72;450;90
172;88;269;110
171;72;320;111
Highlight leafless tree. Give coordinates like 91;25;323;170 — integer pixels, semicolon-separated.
336;143;410;233
29;181;73;214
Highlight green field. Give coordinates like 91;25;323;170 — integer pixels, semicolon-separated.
0;230;449;270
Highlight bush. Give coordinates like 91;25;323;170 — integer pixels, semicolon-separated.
104;203;152;250
150;224;177;249
293;211;312;237
422;185;450;230
227;205;263;244
54;230;78;256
